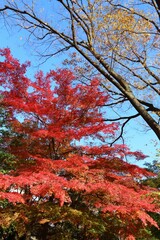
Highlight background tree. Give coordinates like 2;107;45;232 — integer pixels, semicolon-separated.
0;104;19;174
0;0;159;141
0;48;159;240
142;155;160;240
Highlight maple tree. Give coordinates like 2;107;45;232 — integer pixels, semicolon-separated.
0;48;159;239
0;0;159;141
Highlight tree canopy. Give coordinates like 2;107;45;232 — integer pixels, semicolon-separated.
0;0;159;140
0;48;159;239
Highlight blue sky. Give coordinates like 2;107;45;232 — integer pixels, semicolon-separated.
0;19;159;168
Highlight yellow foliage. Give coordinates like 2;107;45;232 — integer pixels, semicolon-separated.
39;218;50;224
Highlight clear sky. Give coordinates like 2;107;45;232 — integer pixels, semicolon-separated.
0;18;159;168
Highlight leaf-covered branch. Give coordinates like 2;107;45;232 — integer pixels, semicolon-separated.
0;0;160;139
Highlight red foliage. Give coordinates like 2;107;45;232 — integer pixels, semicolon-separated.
0;48;159;238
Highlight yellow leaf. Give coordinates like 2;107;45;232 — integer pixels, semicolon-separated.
39;218;50;224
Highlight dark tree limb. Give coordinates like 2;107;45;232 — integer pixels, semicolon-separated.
155;0;160;10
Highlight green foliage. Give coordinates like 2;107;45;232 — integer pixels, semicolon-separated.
0;106;21;173
0;151;17;173
141;159;160;240
0;202;112;239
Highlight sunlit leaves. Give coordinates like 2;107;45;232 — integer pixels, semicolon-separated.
0;48;159;239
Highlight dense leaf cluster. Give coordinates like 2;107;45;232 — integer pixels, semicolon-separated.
0;49;159;239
